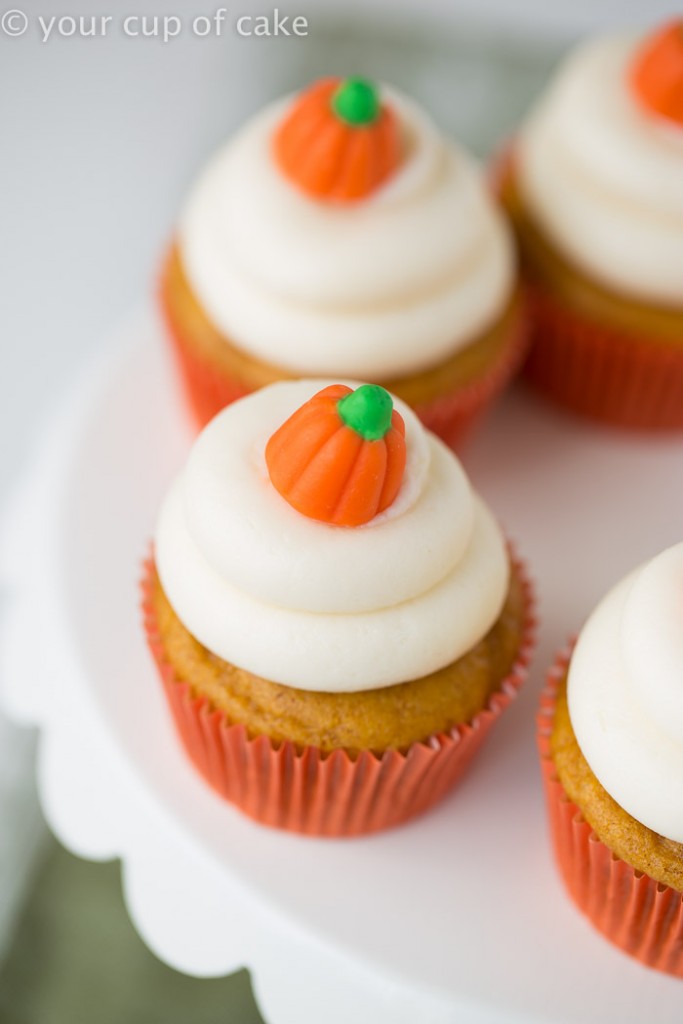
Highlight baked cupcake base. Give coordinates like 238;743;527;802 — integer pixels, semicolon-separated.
142;552;535;837
538;648;683;976
159;244;529;448
497;150;683;430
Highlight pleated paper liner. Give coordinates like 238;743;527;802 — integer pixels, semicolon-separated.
142;553;536;838
491;145;683;431
413;309;528;449
160;284;529;450
538;647;683;977
524;287;683;430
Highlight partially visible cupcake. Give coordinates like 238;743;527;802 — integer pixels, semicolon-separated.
160;77;527;447
539;542;683;975
143;380;535;836
500;21;683;429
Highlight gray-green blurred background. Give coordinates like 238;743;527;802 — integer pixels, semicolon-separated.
0;2;678;1020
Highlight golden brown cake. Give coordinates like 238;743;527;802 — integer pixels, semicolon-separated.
539;542;683;974
502;21;683;428
551;675;683;892
144;379;535;835
162;243;525;418
150;559;525;755
161;76;528;443
500;165;683;348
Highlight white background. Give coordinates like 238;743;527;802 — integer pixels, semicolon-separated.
3;0;683;493
1;0;682;964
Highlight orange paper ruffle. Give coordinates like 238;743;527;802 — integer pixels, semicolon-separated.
142;554;536;837
524;287;683;430
491;145;683;431
160;286;529;450
538;648;683;977
162;313;251;429
413;310;528;448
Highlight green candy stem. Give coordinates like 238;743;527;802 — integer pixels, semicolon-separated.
337;384;393;441
332;77;380;126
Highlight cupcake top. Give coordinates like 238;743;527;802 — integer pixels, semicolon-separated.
517;21;683;308
178;77;515;379
568;542;683;843
155;380;509;692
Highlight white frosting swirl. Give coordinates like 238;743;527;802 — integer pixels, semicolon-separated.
155;380;510;692
518;33;683;307
568;542;683;843
178;87;515;377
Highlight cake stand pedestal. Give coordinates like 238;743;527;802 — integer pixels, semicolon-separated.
2;309;682;1024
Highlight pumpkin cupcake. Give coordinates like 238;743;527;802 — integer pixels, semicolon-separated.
143;380;535;836
160;77;527;447
499;20;683;429
539;542;683;975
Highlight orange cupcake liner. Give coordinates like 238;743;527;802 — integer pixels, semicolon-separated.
538;647;683;977
141;552;536;838
161;308;251;430
413;307;528;448
160;285;529;449
491;145;683;431
524;287;683;430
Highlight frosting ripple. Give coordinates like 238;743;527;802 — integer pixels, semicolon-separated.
518;34;683;307
179;88;514;378
568;542;683;843
155;380;510;692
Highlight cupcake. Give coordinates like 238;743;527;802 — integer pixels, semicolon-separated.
539;542;683;975
500;21;683;429
143;380;535;836
160;77;527;447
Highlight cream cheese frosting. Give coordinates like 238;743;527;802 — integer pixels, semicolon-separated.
517;33;683;308
568;542;683;844
155;380;510;692
178;88;515;378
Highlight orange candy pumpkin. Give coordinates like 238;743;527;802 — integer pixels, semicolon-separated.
273;77;401;202
630;20;683;126
265;384;407;527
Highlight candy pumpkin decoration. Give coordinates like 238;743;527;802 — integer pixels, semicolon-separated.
266;384;407;527
630;20;683;126
273;77;401;202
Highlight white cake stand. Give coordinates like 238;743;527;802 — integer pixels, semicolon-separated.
1;309;682;1024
